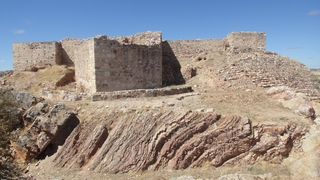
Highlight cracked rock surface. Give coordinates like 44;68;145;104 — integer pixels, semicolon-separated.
52;110;306;174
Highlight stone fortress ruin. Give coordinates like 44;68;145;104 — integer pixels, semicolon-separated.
12;31;266;93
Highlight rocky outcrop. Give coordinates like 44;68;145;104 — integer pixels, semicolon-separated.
52;110;306;174
0;86;37;110
267;86;316;120
52;120;109;168
14;103;79;161
0;70;13;78
55;68;75;87
11;90;37;110
284;117;320;178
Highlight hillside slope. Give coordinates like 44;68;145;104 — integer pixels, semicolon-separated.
2;49;320;179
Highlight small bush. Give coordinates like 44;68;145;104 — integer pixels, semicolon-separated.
0;88;23;179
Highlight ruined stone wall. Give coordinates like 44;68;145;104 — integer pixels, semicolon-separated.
165;39;226;63
225;31;266;51
162;39;225;85
12;31;267;92
74;38;96;93
60;38;85;66
12;41;61;72
38;86;193;101
93;32;162;92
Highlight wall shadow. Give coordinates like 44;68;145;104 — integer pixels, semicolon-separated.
61;48;75;67
162;41;185;86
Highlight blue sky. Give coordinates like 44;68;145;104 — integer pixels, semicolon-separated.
0;0;319;70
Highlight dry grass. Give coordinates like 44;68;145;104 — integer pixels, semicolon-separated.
3;65;75;95
312;71;320;77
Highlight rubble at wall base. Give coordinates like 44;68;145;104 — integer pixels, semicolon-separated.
39;86;193;102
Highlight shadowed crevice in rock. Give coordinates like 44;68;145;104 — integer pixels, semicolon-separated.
37;114;79;159
14;103;79;161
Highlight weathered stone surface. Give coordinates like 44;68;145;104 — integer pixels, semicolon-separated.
53;122;108;168
36;103;48;113
0;86;24;130
40;86;193;102
282;97;316;120
267;86;316;120
283;121;320;179
91;94;101;101
22;107;40;126
266;86;292;95
0;70;13;77
14;103;78;161
52;111;305;174
310;101;320;117
11;90;37;109
12;41;61;72
55;69;75;87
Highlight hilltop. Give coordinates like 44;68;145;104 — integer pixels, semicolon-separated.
1;31;320;179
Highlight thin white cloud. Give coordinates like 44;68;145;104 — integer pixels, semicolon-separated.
309;57;314;59
308;10;320;15
11;29;25;34
0;60;4;63
287;47;302;50
23;19;32;24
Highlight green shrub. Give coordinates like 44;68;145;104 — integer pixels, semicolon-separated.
0;87;23;179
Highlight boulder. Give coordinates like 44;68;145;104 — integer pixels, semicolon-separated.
267;86;316;120
266;86;292;95
22;107;40;126
36;103;48;113
0;86;24;131
11;90;37;109
284;122;320;178
282;97;316;120
15;103;78;161
310;101;320;117
91;94;101;101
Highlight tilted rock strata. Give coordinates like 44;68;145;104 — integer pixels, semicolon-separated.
52;111;306;173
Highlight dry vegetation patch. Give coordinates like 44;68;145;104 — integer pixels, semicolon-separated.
2;65;75;95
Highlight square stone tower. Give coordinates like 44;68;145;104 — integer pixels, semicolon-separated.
74;31;163;93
